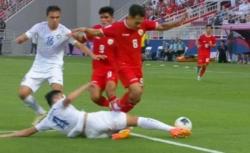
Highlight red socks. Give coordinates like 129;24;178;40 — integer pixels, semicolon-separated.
96;96;109;107
199;67;207;77
118;92;135;112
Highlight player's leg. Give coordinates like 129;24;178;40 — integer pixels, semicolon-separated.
197;56;206;80
105;70;118;101
18;85;46;116
110;68;143;112
89;70;110;107
127;114;174;131
49;67;64;91
110;82;143;112
123;82;143;105
89;83;109;107
105;80;117;99
126;114;191;138
198;57;209;79
199;64;207;77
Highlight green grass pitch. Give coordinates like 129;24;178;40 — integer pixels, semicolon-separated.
0;56;249;153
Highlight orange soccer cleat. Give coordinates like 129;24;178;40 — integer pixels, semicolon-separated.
112;129;131;140
169;128;191;138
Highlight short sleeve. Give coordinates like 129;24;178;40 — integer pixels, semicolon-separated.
144;20;158;31
25;23;40;39
35;117;51;132
101;24;117;37
53;99;65;108
63;26;77;45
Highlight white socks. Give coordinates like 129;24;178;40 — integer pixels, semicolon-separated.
24;95;46;115
137;117;174;132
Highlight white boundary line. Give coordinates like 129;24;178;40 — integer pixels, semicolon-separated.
0;130;56;134
0;130;17;133
0;130;224;153
131;133;224;153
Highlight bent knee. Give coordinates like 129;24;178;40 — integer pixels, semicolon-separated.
91;95;101;103
18;90;30;100
18;86;32;100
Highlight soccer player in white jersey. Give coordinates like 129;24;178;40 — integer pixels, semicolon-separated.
0;83;191;139
15;6;105;125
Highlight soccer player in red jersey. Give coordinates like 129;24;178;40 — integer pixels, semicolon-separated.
72;4;186;112
72;7;117;107
196;25;216;81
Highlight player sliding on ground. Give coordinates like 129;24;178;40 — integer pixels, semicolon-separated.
0;83;191;139
196;25;216;81
71;4;187;112
15;5;106;125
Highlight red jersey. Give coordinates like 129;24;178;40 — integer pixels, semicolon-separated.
198;34;216;56
86;24;116;70
101;20;158;68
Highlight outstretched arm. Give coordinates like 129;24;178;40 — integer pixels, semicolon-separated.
156;14;187;31
72;28;104;37
63;83;91;107
16;33;29;44
0;127;38;138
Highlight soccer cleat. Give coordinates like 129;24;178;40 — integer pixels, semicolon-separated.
32;113;47;126
109;98;121;111
197;76;201;81
169;128;191;138
112;129;131;140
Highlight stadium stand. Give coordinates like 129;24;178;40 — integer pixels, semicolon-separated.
0;0;33;21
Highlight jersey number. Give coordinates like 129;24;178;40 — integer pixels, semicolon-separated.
107;71;113;78
52;116;69;129
132;39;138;48
99;45;105;54
46;36;54;46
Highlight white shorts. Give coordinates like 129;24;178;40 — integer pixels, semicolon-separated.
85;111;127;139
20;67;63;92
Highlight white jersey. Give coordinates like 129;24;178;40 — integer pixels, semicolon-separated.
25;21;76;73
35;99;85;138
35;99;127;138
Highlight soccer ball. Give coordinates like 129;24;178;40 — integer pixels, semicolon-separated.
174;117;192;130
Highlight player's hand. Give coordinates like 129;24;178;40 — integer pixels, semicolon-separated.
205;43;209;48
15;38;22;44
91;54;107;60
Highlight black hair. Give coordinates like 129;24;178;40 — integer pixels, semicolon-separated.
99;6;114;16
129;4;145;17
206;24;213;28
46;5;61;16
45;90;62;107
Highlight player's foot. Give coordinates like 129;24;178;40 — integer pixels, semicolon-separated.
109;98;122;111
169;128;191;138
197;76;201;81
32;113;47;126
112;128;131;140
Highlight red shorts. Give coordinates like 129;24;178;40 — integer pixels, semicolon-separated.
197;55;210;66
91;69;118;90
118;67;143;88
